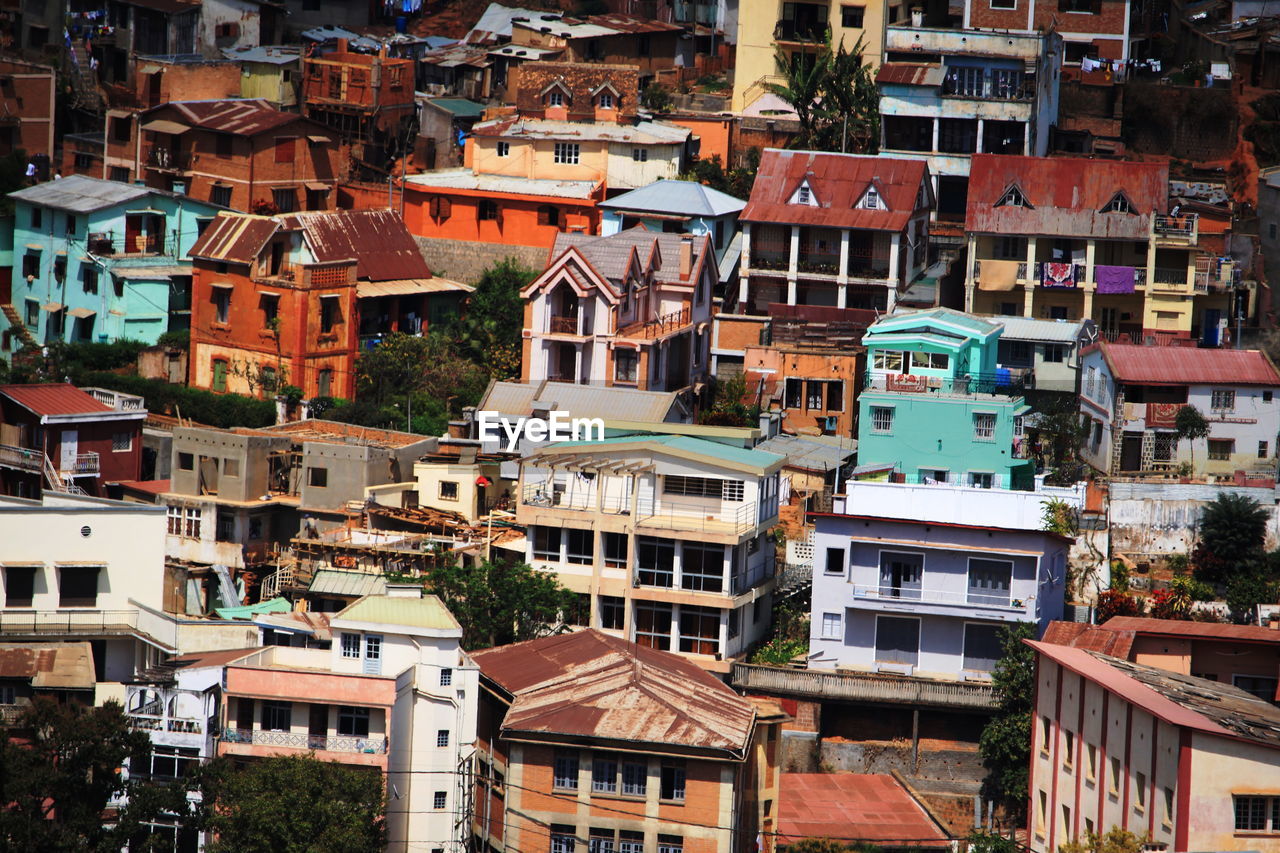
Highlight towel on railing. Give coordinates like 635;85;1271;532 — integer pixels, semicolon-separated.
1041;262;1076;288
978;259;1020;291
1095;265;1136;294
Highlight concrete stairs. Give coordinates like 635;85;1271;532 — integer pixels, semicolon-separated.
65;44;103;112
1;303;35;348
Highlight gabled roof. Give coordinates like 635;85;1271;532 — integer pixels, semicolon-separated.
332;594;461;633
1103;615;1280;645
0;383;113;417
478;380;688;423
188;213;279;265
778;773;951;846
865;307;1002;344
993;316;1087;343
281;210;431;282
1040;621;1136;657
146;99;308;136
1090;341;1280;387
8;175;222;215
597;179;746;218
548;228;716;289
966;154;1168;239
466;3;561;44
741;149;928;232
471;630;756;757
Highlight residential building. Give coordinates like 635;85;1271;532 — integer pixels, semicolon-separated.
731;0;887;112
217;592;479;851
857;308;1035;489
0;641;97;722
123;55;242;109
301;40;416;163
964;155;1244;343
507;15;685;87
0;384;146;499
421;43;498;101
224;44;304;108
965;0;1133;68
1027;640;1280;853
877;26;1061;228
598;179;746;266
753;432;856;499
992;316;1091;394
470;629;786;853
777;773;952;847
407;446;506;522
520;230;716;396
94;0;280;64
0;58;55;161
61;132;105;179
1077;341;1280;479
105;99;343;212
187;209;469;400
723;150;932;372
517;434;783;672
281;0;374;40
1259;166;1280;308
1043;617;1280;703
506;61;642;123
417;97;487;170
5;176;228;352
809;479;1070;679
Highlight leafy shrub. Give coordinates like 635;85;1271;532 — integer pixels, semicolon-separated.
78;372;276;428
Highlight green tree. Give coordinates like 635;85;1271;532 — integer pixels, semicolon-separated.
1058;826;1149;853
641;82;674;113
978;621;1037;826
1174;404;1210;469
767;36;879;153
698;373;760;427
0;698;195;852
1192;492;1270;584
1031;394;1090;486
354;333;489;418
196;754;385;853
1225;569;1279;624
424;559;577;650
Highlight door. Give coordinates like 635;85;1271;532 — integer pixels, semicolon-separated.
308;703;328;748
60;429;78;472
362;634;382;675
1203;308;1221;347
1120;432;1143;472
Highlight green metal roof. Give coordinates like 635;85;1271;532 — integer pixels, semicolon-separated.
333;595;461;632
215;597;291;620
427;98;487;118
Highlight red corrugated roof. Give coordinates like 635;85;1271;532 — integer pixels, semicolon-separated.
1103;615;1280;643
778;773;951;846
965;154;1168;240
1094;341;1280;386
875;62;942;86
741;149;927;233
282;210;431;282
153;99;305;136
0;383;112;416
1041;621;1136;657
188;213;279;265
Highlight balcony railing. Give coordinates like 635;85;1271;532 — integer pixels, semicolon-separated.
847;256;891;280
731;662;998;710
617;306;691;339
750;250;790;271
796;253;842;275
521;483;762;534
83;387;147;411
129;713;205;735
548;315;580;334
144;146;190;171
852;583;1026;611
774;19;830;40
87;230;173;257
0;608;178;650
63;451;99;476
0;443;42;474
1153;213;1198;242
863;370;1026;397
221;728;387;754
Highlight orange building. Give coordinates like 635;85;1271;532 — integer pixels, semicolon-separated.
187;209;470;400
301;39;416;161
0;57;54;160
470;630;786;853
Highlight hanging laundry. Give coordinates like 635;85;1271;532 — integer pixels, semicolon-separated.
1094;265;1136;294
1042;262;1077;288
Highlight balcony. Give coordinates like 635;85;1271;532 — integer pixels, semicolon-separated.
548;315;581;335
63;451;100;477
851;583;1028;614
847;255;891;280
617;306;691;339
774;19;830;41
87;230;172;257
862;370;1026;397
0;443;42;474
144;146;190;172
1152;213;1198;244
129;711;206;736
731;662;997;710
521;483;765;535
221;728;387;754
83;387;146;411
1149;267;1192;290
0;606;179;652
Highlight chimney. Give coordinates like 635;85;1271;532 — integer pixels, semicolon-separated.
336;38;349;54
679;234;693;280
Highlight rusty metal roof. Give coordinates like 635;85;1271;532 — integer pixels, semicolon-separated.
965;154;1168;239
778;773;952;846
741;149;927;233
583;12;684;32
875;62;944;86
150;99;306;136
282;210;431;282
1102;616;1280;644
472;630;757;757
188;213;280;265
1093;341;1280;387
0;383;112;416
0;642;96;689
1041;621;1136;657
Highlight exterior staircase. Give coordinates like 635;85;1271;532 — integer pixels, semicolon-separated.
65;44;104;112
1;303;35;348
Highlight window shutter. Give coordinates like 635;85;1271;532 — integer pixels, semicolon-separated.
438;197;451;219
537;205;550;226
429;196;441;218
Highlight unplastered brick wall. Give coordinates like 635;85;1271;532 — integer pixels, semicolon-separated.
414;236;547;285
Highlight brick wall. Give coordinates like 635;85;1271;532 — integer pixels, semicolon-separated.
0;59;54;159
414;236;548;285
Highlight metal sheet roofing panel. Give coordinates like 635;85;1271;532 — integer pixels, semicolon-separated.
283;209;431;282
597;179;746;217
875;62;944;86
778;773;951;845
158;99;301;136
1103;615;1280;643
755;434;855;472
332;595;461;632
404;169;600;199
188;213;280;264
1041;621;1135;657
9;175;151;213
741;149;928;232
966;154;1168;239
309;569;388;598
466;3;561;44
1095;341;1280;386
0;383;112;416
994;315;1085;343
424;97;487;117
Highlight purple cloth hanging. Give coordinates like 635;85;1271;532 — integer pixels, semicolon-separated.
1095;265;1136;294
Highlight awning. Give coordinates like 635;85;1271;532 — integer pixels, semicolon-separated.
356;278;473;298
125;208;164;215
211;180;232;188
67;307;96;319
305;181;331;192
257;288;281;296
42;302;63;312
141;119;190;135
318;293;341;299
24;243;42;250
209;282;234;290
307;135;329;143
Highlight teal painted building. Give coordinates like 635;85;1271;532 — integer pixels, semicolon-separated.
4;176;226;354
856;307;1034;489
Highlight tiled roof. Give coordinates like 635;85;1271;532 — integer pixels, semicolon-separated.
471;630;756;756
966;154;1168;240
741;149;928;232
0;383;112;416
1093;341;1280;386
778;773;951;846
549;228;714;286
597;179;745;217
283;210;431;282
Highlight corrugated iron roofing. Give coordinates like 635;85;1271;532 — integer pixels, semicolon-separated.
1102;615;1280;643
404;169;600;199
993;316;1086;343
1041;621;1136;657
777;773;951;845
965;154;1168;239
0;383;112;416
282;210;431;282
9;175;151;214
309;569;389;598
583;12;684;32
875;62;944;86
1094;341;1280;386
471;630;756;756
332;595;461;632
155;99;303;136
479;380;684;422
741;149;928;233
596;179;746;217
188;213;279;265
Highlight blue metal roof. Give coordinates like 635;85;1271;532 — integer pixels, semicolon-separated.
597;179;746;218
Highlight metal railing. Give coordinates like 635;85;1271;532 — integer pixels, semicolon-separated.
548;315;579;334
851;583;1026;611
221;728;387;754
796;253;842;275
144;146;190;171
64;451;100;476
731;662;998;710
1152;213;1198;242
618;306;691;339
129;713;205;735
846;256;892;279
863;370;1026;397
86;230;174;257
774;19;830;40
521;484;760;534
0;443;42;473
1151;267;1191;287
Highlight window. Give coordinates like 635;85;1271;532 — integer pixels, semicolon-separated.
319;296;341;333
112;431;133;452
660;761;686;801
1110;757;1121;794
1135;771;1147;810
434;791;447;810
1261;441;1271;459
4;566;36;608
663;475;743;501
1063;730;1075;769
603;533;627;569
308;467;328;487
21;251;40;279
554;752;580;789
59;565;100;607
1037;790;1048;836
1234;796;1280;832
874;615;919;666
678;604;720;655
1042;343;1067;363
873;350;904;372
599;93;614;109
338;706;370;737
681;543;724;592
871;406;894;433
634;601;673;650
962;623;1003;671
1101;192;1134;213
552;826;576;853
1059;0;1098;12
437;729;450;747
879;551;922;599
260;293;279;329
996;185;1029;207
821;611;842;638
181;507;201;538
991;0;1015;8
212;287;230;324
1233;675;1280;701
215;134;233;158
534;526;563;561
615;349;638;383
1163;787;1174;826
438;480;459;501
30;206;43;230
591;830;617;853
728;607;741;639
479;199;499;221
341;633;361;658
272;187;296;213
262;700;292;732
211;184;232;207
593;754;619;793
1211;388;1236;411
968;471;994;489
657;836;682;853
566;528;593;565
83;266;98;294
973;412;997;441
840;3;865;25
554;142;580;164
824;547;845;576
497;141;510;157
1208;439;1234;461
24;298;39;327
548;91;564;107
632;148;648;162
1041;716;1052;753
1087;744;1098;780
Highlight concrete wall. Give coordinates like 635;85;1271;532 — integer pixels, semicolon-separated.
1108;481;1280;557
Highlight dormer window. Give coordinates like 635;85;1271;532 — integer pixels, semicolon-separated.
548;91;564;107
598;92;614;109
857;187;884;210
996;184;1031;208
791;180;818;206
1101;192;1135;214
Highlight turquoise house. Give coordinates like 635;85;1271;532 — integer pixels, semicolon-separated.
4;176;226;355
856;307;1034;489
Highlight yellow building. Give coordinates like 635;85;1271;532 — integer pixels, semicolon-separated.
227;45;302;108
731;0;891;112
